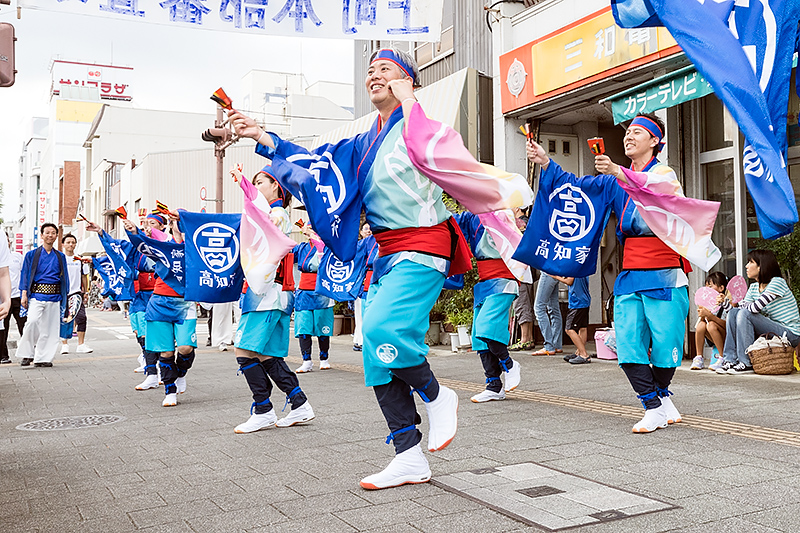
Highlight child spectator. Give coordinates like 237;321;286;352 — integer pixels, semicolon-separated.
553;275;591;364
694;271;729;370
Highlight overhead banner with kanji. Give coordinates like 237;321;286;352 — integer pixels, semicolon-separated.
19;0;444;41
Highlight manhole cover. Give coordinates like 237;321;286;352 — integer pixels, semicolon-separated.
433;462;677;531
16;415;124;431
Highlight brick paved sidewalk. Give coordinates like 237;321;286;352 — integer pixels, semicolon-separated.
2;309;800;532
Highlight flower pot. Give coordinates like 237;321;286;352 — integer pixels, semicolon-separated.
426;321;442;345
333;314;344;336
457;325;470;347
449;333;460;352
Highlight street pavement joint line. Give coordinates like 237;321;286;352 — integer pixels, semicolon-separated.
285;356;800;449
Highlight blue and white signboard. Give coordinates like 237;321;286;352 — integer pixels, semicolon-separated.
19;0;444;41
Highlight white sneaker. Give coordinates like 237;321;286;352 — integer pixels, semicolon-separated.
470;389;506;403
319;360;331;370
632;406;668;433
234;411;277;433
162;393;178;407
135;374;160;390
218;343;228;352
690;355;704;370
295;360;313;373
133;353;145;373
359;444;431;490
424;386;458;452
76;344;93;354
276;402;315;427
504;361;521;392
176;376;187;394
61;344;69;354
660;396;682;424
708;357;725;372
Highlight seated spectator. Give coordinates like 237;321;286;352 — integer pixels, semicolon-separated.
693;271;730;371
717;249;800;375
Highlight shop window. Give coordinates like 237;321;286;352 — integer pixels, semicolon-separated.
413;0;453;68
548;140;556;153
414;26;453;67
704;159;737;278
562;141;570;155
701;96;736;152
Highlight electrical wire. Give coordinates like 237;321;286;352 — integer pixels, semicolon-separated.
485;0;525;32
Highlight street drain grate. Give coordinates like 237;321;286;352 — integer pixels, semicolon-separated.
16;415;124;431
433;462;677;531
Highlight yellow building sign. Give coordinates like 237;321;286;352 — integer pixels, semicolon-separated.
531;9;677;96
55;100;104;123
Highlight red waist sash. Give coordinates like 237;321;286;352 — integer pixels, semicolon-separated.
298;272;317;291
154;278;180;298
477;258;515;281
373;218;472;276
137;272;156;293
622;236;692;273
276;253;295;292
363;269;373;291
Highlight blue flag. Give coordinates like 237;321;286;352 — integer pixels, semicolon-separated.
315;246;368;302
611;0;799;239
97;232;136;301
181;211;244;303
93;256;133;300
513;164;614;277
258;137;363;262
127;231;186;297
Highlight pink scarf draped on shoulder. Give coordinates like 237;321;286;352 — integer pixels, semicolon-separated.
619;166;722;272
239;178;296;295
402;102;533;282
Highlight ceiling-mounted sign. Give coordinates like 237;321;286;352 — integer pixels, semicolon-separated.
608;66;714;124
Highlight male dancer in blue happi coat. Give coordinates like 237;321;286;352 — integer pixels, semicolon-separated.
229;48;466;489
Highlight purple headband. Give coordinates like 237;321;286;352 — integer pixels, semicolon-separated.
630;116;665;152
371;49;416;85
147;213;167;225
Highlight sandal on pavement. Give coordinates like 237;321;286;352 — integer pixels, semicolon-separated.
569;355;591;365
531;349;555;356
509;341;534;351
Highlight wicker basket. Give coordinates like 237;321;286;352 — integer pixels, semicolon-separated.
748;343;795;375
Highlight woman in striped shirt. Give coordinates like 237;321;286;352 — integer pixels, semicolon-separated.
718;249;800;374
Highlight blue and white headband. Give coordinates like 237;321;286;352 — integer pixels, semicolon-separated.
630;116;665;152
371;49;417;86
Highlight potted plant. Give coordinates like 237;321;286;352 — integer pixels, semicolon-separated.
427;301;446;345
332;300;349;336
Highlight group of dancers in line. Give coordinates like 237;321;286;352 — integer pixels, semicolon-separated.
88;47;695;490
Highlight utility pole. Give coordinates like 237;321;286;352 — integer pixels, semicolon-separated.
201;107;236;213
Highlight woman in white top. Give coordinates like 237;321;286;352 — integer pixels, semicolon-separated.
718;249;800;374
